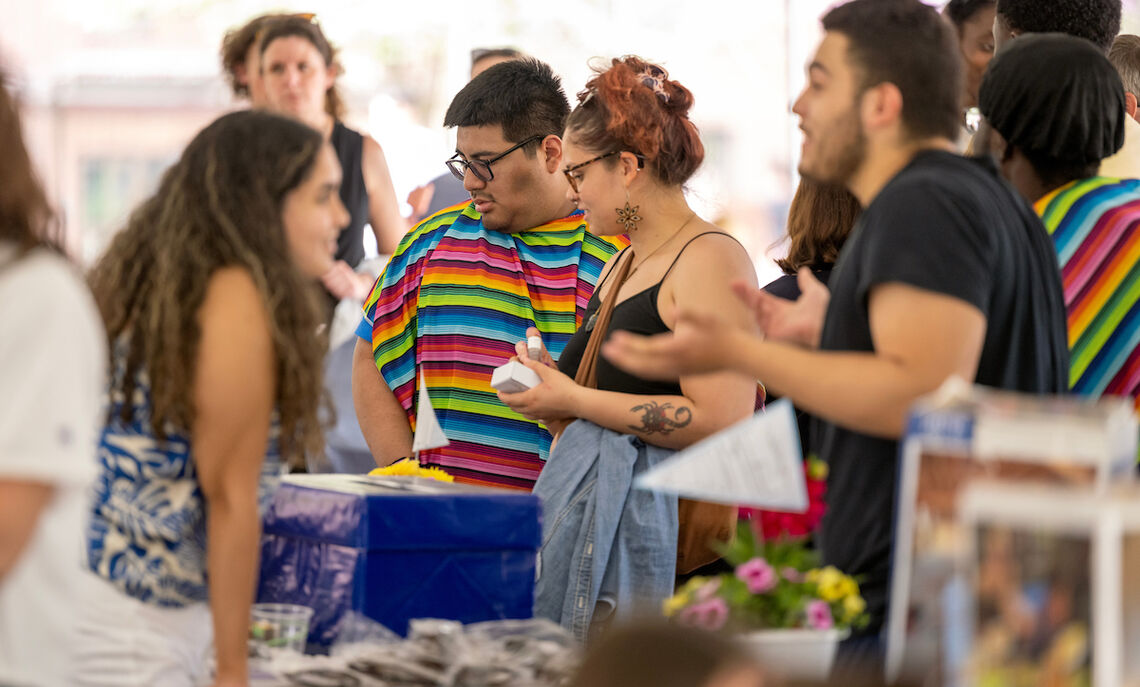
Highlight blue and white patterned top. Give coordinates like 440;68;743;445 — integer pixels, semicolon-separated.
86;343;283;607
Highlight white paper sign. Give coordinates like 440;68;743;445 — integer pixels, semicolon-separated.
412;382;449;453
634;398;807;511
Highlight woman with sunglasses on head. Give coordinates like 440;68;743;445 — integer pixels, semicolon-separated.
74;109;345;687
497;56;760;636
258;15;410;305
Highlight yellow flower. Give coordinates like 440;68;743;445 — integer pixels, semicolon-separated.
806;455;829;481
369;462;455;483
837;575;859;600
843;593;866;621
812;566;847;602
663;593;689;617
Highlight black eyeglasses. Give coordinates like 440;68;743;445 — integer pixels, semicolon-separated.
445;135;543;183
563;151;643;193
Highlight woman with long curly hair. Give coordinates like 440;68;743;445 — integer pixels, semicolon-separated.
0;74;106;687
75;109;347;687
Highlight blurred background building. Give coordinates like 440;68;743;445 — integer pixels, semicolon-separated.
6;0;1140;280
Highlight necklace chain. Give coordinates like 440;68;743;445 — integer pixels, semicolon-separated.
627;211;697;277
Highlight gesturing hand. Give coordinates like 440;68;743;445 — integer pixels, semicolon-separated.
734;267;829;348
601;308;750;381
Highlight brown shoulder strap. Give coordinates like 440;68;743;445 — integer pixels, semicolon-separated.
574;249;636;390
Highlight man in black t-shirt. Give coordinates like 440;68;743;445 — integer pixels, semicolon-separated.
602;0;1069;654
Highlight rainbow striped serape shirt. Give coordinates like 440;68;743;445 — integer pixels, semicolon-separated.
357;203;625;490
1035;176;1140;410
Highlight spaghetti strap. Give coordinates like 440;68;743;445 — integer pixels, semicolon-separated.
659;231;739;283
593;246;633;294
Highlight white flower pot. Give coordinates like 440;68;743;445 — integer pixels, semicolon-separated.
736;628;848;681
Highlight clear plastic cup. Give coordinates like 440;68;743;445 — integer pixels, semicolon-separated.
248;603;314;657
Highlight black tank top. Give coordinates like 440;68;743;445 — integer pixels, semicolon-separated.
558;232;733;396
330;121;369;269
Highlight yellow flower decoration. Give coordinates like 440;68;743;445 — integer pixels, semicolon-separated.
811;566;847;602
663;593;689;617
843;593;866;621
806;455;829;481
369;462;455;483
837;575;859;600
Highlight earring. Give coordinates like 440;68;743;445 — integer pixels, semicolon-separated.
615;190;642;233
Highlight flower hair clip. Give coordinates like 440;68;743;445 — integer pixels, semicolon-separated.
638;64;669;102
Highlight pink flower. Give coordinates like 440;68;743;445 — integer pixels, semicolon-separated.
735;557;777;594
781;567;803;583
695;578;722;601
806;599;833;630
679;598;730;631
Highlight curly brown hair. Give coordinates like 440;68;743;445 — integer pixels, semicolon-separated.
219;13;289;98
0;73;59;255
88;110;328;468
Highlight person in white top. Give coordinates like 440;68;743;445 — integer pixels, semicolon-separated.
0;73;106;687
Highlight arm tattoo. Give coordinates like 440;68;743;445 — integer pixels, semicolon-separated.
627;401;692;435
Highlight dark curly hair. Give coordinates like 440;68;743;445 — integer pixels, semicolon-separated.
88;110;329;468
996;0;1122;52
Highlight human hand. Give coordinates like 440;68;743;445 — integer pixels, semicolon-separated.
514;326;556;368
406;182;435;222
321;260;372;301
736;267;829;348
601;308;751;380
497;356;579;425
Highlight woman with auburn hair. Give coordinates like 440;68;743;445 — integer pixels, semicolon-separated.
497;56;759;637
75;109;347;687
767;176;860;297
0;74;106;687
258;15;408;302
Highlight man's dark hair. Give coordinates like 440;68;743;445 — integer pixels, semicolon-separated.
944;0;996;31
822;0;962;141
443;58;570;154
996;0;1122;52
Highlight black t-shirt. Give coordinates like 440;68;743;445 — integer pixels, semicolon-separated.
816;150;1069;633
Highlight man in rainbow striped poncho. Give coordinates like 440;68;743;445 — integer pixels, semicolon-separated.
352;58;624;490
977;33;1140;414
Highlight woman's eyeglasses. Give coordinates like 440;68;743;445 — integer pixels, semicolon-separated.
562;151;644;193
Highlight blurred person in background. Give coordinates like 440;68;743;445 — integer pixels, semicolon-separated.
220;12;295;109
754;178;860;527
0;72;106;687
413;47;528;220
258;15;414;300
977;33;1140;411
353;58;624;490
75;110;343;687
942;0;995;146
1109;34;1140;123
992;0;1138;178
497;56;758;635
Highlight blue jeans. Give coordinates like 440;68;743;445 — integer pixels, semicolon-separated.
532;420;679;641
